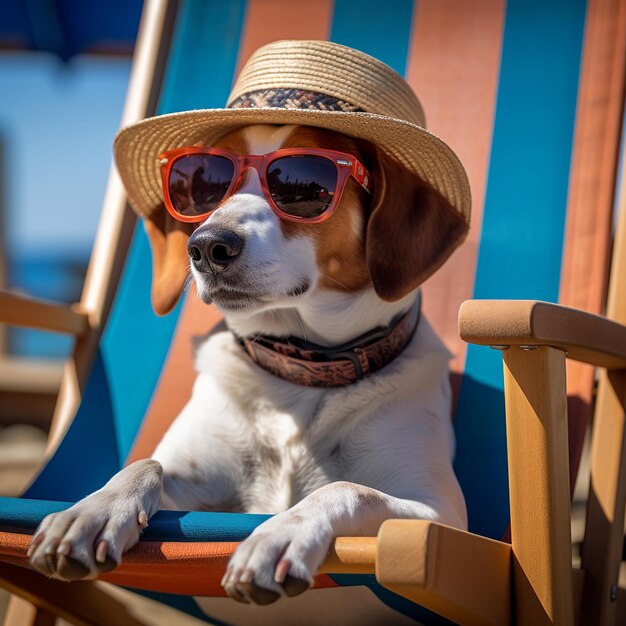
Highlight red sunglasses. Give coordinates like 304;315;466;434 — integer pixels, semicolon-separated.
159;147;373;224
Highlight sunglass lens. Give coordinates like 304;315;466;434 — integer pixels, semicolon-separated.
168;154;234;217
267;156;337;218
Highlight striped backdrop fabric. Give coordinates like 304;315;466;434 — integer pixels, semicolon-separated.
2;0;625;623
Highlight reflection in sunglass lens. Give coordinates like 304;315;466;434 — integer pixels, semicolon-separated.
168;154;234;217
267;156;338;218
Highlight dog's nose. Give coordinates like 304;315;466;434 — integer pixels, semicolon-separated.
188;228;243;272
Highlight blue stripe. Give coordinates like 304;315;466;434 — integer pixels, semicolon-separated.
25;352;121;500
329;0;415;75
454;0;587;538
0;497;269;542
104;0;248;464
157;0;248;114
1;496;443;624
22;0;250;486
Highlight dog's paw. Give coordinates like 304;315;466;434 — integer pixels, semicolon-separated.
222;511;332;605
28;492;150;581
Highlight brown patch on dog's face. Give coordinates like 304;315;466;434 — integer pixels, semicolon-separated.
278;127;372;294
144;205;194;315
212;128;249;154
276;127;469;301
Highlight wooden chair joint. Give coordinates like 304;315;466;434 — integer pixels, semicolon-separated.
375;519;512;626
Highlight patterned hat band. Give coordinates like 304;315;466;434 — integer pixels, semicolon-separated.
228;88;365;113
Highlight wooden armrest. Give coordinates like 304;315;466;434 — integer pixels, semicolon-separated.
0;290;89;336
319;519;512;626
322;522;511;625
459;299;626;369
3;526;511;624
376;520;511;626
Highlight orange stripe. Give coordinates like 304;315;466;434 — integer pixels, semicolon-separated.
405;0;505;376
236;0;332;71
0;532;337;596
558;0;626;491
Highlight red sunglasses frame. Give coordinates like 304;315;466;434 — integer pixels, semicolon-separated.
158;146;373;224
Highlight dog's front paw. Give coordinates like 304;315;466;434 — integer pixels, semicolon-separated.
222;511;333;605
28;460;161;580
28;493;150;581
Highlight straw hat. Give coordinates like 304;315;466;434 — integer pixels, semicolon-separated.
114;39;471;224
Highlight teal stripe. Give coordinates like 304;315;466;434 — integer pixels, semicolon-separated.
157;0;248;113
26;352;121;499
0;497;270;541
24;0;249;495
103;0;248;464
329;0;415;75
454;0;587;538
103;0;248;463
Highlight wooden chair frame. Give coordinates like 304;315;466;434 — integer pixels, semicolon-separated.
3;296;625;626
1;1;179;623
2;0;625;624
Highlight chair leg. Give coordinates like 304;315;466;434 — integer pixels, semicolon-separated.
502;346;574;626
3;595;55;626
581;369;626;626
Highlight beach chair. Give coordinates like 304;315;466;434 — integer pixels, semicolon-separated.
1;0;625;624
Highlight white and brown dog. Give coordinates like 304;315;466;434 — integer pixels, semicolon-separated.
28;41;471;615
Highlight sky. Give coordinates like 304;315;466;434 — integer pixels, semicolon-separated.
0;51;132;355
0;51;131;258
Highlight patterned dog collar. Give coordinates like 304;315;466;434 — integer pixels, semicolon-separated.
236;293;421;387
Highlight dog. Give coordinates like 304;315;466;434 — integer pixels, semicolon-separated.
28;40;470;620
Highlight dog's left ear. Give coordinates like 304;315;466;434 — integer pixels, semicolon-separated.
365;148;469;301
143;206;194;315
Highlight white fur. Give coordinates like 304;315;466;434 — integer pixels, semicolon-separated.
30;125;467;613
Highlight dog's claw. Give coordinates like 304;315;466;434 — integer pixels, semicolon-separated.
138;510;148;528
274;558;290;583
95;540;108;563
44;552;57;575
27;533;44;558
94;540;118;573
95;555;119;574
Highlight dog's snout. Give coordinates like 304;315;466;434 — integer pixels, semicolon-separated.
188;228;243;272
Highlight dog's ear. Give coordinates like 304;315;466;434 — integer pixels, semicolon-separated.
365;148;469;301
143;206;194;315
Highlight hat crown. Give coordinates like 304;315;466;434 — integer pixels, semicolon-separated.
227;40;425;127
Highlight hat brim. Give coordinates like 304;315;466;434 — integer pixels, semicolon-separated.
113;107;471;222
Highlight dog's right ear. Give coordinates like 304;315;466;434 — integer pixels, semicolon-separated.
143;205;194;315
365;147;469;301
